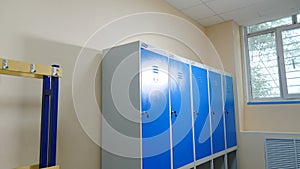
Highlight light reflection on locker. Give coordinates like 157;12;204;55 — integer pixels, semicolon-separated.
141;48;171;169
169;58;194;169
209;71;225;154
191;65;212;160
223;75;237;148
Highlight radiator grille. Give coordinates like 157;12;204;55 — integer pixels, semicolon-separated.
265;138;299;169
296;140;300;168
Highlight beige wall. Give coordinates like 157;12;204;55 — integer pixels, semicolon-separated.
239;132;300;169
3;0;297;168
206;20;300;169
206;20;244;168
205;21;244;130
0;0;221;169
244;104;300;132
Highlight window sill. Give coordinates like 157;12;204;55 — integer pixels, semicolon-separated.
247;100;300;105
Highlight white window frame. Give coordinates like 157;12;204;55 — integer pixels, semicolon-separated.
244;15;300;102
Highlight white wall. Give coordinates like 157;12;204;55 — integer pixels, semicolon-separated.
0;1;225;169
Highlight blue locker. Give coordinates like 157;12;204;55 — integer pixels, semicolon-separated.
223;75;237;148
169;58;194;169
209;71;225;154
102;41;238;169
191;65;212;160
141;48;172;169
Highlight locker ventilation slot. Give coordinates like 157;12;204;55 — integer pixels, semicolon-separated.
265;138;298;169
178;72;183;79
141;42;148;48
152;66;159;74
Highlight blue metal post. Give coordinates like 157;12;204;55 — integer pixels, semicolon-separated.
40;76;51;168
48;65;60;166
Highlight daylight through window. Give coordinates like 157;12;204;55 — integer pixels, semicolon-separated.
245;14;300;100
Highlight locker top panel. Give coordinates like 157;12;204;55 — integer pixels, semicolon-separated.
102;40;233;78
140;42;169;57
103;41;140;55
190;60;208;70
208;66;233;77
168;52;190;64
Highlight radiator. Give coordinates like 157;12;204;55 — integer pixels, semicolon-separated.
265;138;300;169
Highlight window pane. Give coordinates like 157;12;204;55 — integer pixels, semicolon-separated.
282;28;300;95
248;33;280;99
247;17;292;33
298;14;300;23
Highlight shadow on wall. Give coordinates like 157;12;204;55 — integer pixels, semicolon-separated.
0;35;101;169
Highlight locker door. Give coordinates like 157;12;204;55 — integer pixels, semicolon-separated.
191;66;211;160
209;71;225;154
223;75;237;148
169;58;194;169
141;48;171;169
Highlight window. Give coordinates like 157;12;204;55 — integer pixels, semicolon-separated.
247;17;292;33
282;28;300;95
245;14;300;101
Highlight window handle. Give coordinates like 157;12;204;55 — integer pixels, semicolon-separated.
292;59;296;69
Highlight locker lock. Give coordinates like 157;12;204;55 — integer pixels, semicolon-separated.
171;110;177;117
194;111;199;116
142;111;149;118
225;110;229;115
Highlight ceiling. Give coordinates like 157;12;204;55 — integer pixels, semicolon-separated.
165;0;300;26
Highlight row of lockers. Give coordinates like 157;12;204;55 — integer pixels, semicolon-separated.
101;41;237;169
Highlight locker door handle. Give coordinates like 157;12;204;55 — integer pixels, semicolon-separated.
142;111;150;118
171;110;177;117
